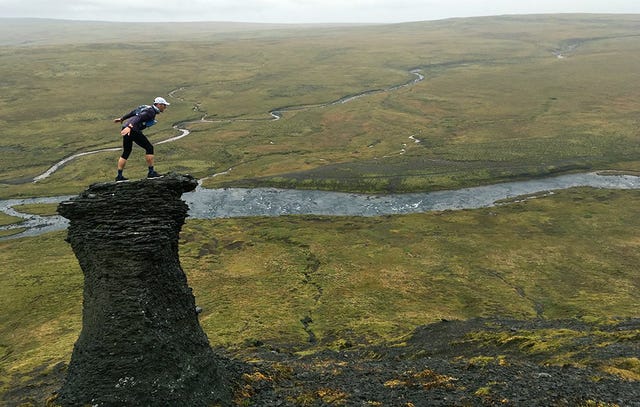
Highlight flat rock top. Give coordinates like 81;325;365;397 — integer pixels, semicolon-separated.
82;172;197;196
57;173;198;221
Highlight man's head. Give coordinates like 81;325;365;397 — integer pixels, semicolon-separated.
153;97;170;112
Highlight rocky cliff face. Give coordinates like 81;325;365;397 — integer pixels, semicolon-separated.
54;174;232;406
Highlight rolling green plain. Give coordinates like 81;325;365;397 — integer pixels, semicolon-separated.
1;14;640;403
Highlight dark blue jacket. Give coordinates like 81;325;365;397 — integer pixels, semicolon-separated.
121;105;158;132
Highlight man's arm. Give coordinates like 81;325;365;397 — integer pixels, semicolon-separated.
113;109;137;123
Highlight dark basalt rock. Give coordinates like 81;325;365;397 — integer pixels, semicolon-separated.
54;174;232;406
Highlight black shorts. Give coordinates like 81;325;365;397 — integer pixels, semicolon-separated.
121;131;154;159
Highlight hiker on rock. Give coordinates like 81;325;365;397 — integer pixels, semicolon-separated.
113;97;170;181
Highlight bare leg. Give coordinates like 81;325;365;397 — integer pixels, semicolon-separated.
145;154;154;167
118;157;127;170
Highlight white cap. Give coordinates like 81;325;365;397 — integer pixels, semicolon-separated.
154;97;170;105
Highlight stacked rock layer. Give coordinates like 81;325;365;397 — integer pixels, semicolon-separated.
55;174;231;406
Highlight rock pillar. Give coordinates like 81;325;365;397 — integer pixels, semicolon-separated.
54;174;231;406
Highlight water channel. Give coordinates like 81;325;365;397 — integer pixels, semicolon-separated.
2;172;639;241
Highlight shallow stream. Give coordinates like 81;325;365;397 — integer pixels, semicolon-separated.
2;172;639;240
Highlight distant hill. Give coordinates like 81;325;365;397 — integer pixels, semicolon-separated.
0;18;371;46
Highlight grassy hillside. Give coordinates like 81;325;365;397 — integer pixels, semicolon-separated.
181;188;640;347
1;188;639;400
1;15;639;404
1;15;640;198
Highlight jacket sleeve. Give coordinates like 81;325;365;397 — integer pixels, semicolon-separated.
120;109;137;121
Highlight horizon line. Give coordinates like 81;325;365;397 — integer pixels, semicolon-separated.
2;12;638;26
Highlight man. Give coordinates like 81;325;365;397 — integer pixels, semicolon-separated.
113;97;170;181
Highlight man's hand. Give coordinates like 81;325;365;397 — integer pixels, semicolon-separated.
121;126;132;137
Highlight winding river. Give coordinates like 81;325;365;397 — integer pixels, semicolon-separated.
2;172;640;241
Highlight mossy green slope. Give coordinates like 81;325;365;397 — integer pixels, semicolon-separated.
180;188;640;348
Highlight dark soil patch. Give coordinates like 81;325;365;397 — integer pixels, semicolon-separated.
237;318;640;406
3;318;639;406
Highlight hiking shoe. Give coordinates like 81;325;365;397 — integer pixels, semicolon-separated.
115;174;128;182
147;170;161;178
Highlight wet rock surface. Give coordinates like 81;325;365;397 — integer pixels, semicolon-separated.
52;174;235;406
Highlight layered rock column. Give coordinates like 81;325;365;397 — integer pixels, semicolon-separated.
54;174;231;406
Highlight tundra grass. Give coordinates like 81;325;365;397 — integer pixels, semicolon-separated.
0;231;82;395
459;326;640;378
180;188;640;348
0;212;22;226
11;203;59;217
3;187;638;398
